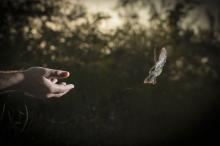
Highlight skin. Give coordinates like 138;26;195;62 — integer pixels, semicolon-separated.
0;67;74;99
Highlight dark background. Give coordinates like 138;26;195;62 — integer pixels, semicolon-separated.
0;0;220;145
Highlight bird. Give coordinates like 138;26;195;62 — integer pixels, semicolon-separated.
144;47;167;85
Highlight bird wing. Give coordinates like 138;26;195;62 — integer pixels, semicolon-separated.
144;47;167;85
158;47;167;62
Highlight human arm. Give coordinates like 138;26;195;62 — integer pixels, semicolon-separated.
0;67;74;99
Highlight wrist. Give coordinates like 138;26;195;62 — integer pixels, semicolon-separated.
9;71;25;92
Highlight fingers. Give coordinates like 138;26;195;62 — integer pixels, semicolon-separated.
47;90;70;98
46;82;73;98
52;84;74;94
50;78;58;83
61;82;66;85
44;69;70;79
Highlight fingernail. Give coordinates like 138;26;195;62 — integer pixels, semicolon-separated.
60;71;70;77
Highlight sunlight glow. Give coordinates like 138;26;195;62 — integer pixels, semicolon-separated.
82;0;122;32
81;0;153;32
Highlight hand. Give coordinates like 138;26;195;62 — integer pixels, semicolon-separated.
19;67;74;99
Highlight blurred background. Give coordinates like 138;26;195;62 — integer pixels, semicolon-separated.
0;0;220;145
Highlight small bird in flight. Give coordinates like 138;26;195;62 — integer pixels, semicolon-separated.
144;47;167;85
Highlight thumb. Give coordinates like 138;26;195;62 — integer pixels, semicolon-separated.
44;69;70;79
